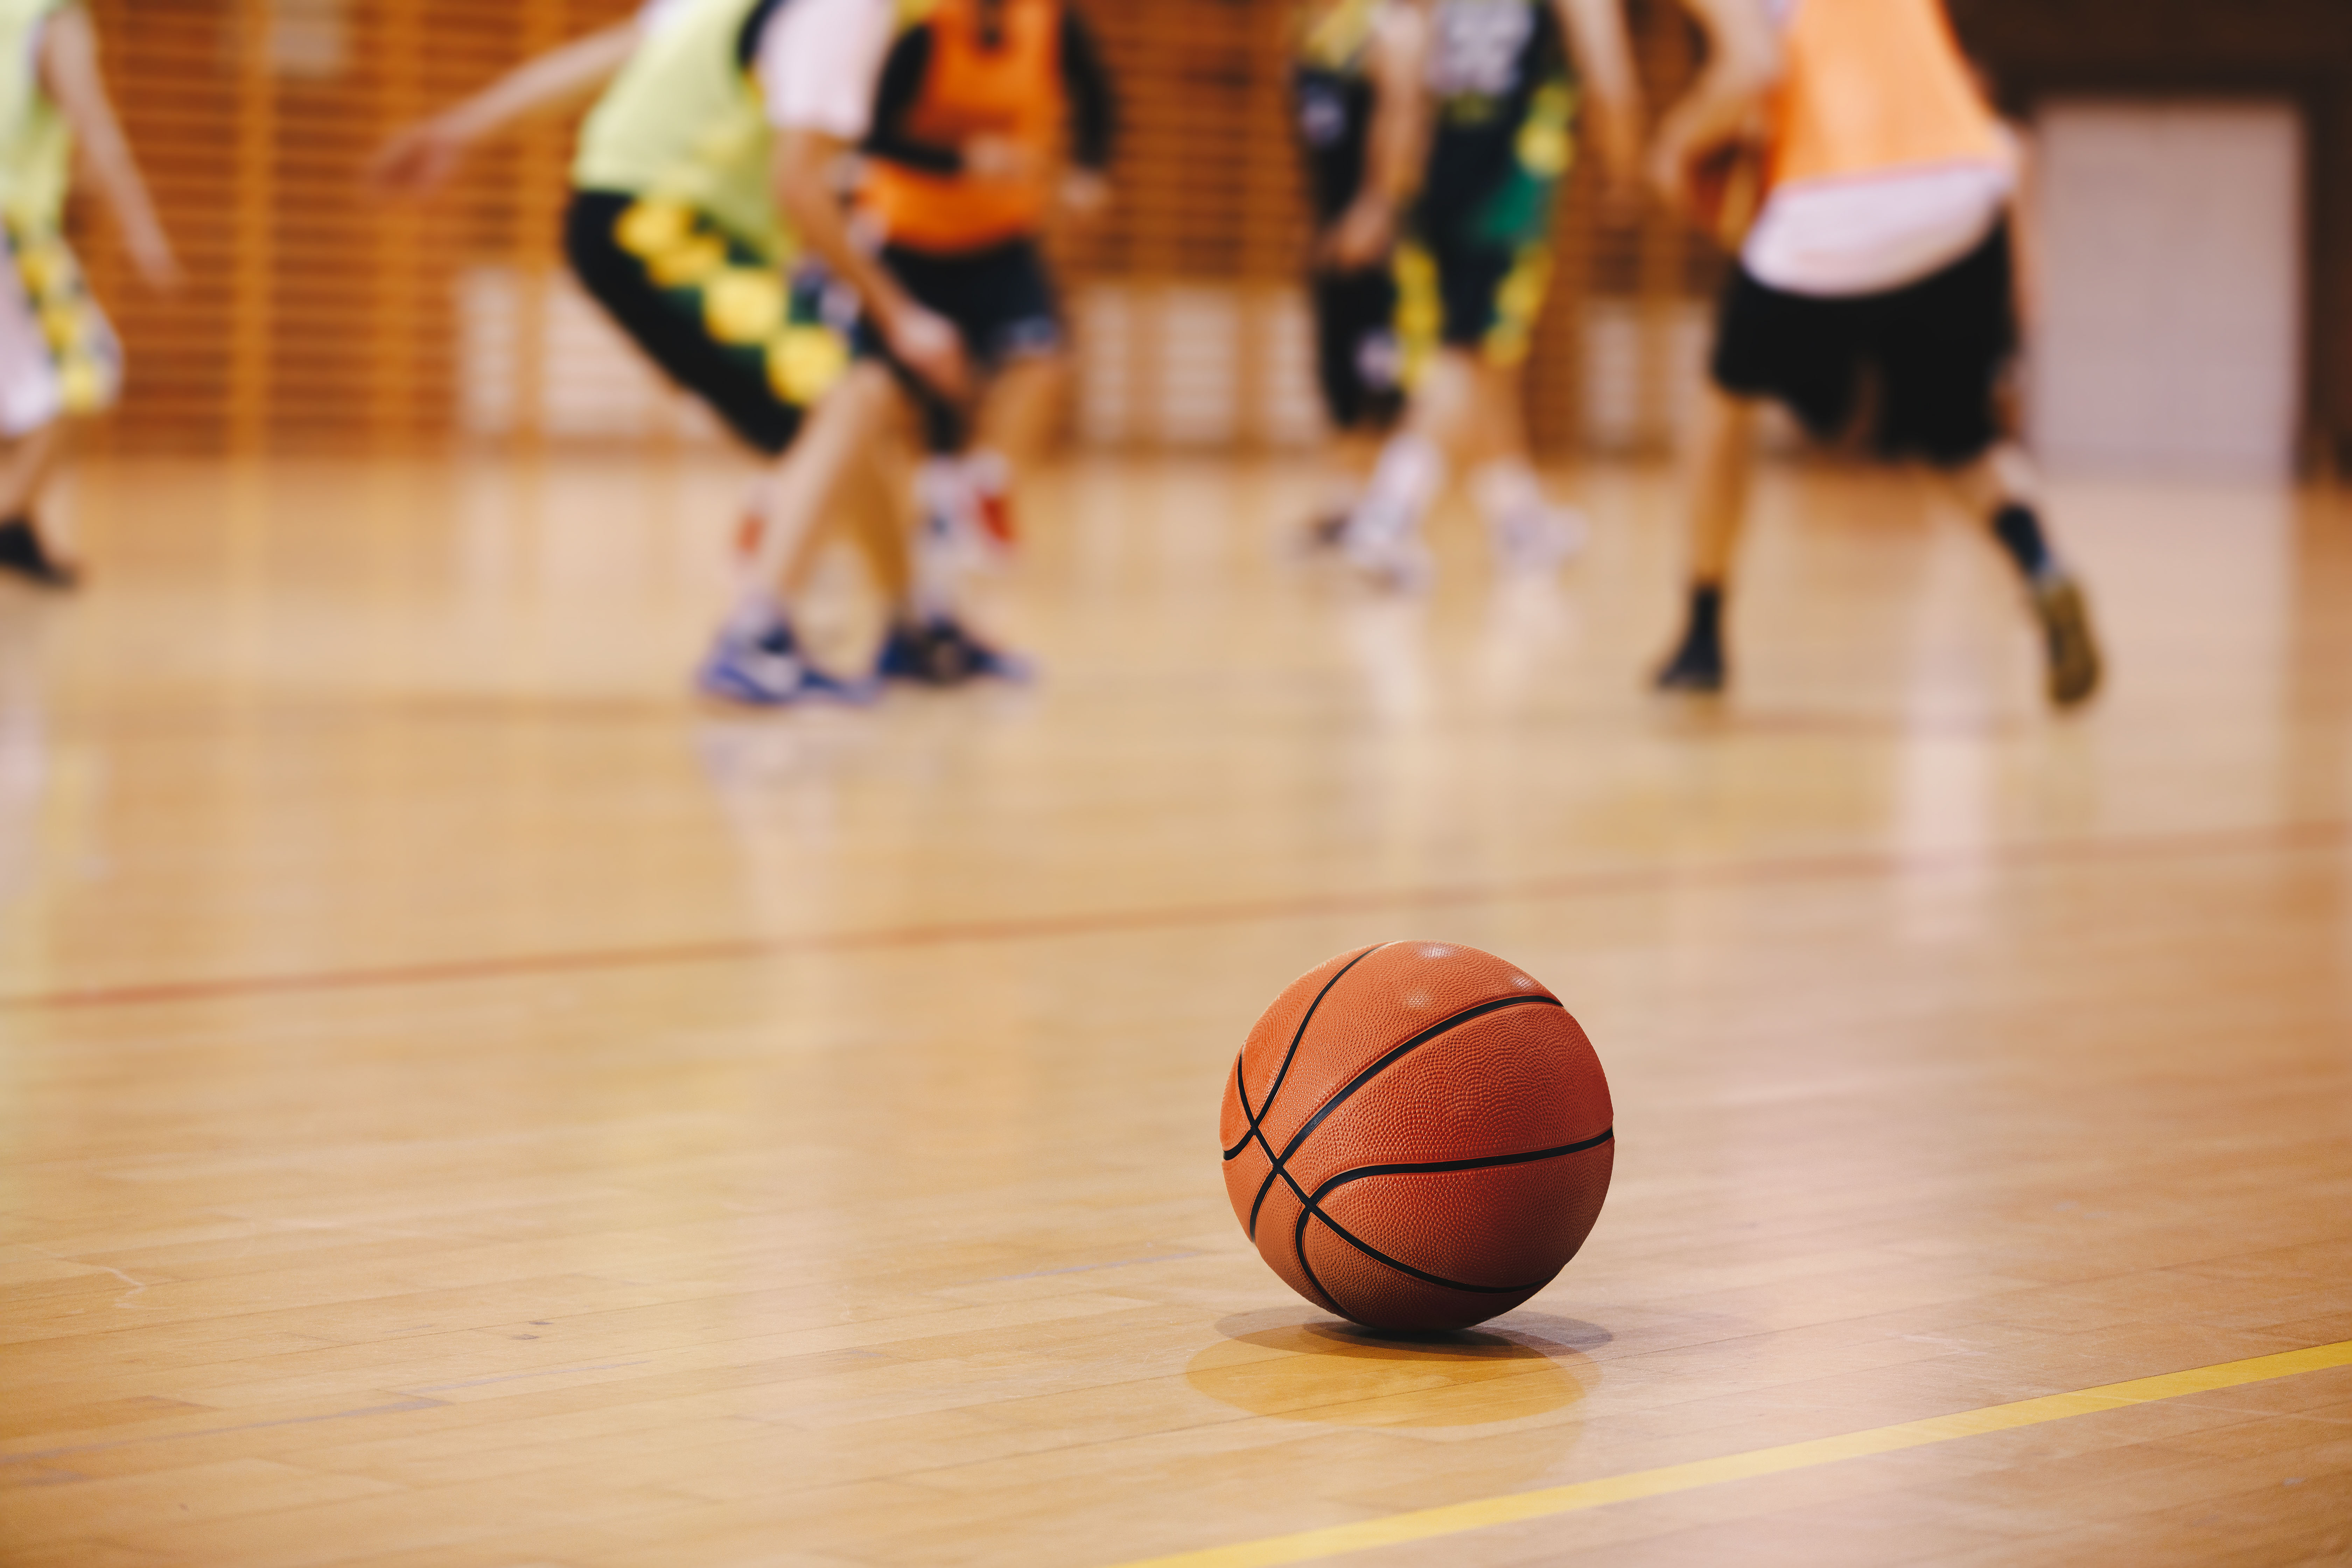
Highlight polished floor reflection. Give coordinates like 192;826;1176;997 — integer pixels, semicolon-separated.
1;453;2347;1567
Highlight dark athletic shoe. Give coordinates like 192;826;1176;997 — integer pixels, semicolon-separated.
1653;624;1725;694
876;618;1032;686
1302;512;1350;552
0;518;79;589
2033;573;2102;707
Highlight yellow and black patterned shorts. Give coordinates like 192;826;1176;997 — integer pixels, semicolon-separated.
6;222;122;422
563;190;850;455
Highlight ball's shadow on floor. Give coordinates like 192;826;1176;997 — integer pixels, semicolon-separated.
1185;1307;1608;1428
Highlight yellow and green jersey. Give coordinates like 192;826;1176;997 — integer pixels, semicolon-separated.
572;0;789;261
0;0;72;236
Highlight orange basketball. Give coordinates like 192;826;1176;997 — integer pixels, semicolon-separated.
1219;941;1614;1333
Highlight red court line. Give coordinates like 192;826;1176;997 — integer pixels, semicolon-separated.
2;820;2341;1015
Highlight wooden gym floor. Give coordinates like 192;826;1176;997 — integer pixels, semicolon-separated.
2;451;2348;1566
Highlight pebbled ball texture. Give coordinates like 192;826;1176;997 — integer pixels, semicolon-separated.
1218;941;1614;1333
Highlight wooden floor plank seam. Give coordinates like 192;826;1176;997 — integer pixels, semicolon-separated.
2;818;2341;1015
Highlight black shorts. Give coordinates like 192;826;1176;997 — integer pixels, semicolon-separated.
1710;222;2017;466
1406;232;1555;362
564;190;851;455
1311;265;1402;432
853;237;1063;450
1397;74;1573;366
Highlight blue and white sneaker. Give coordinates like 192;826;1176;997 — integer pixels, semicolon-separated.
696;620;869;706
875;617;1033;686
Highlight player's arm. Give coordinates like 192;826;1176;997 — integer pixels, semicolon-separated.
2000;122;2039;342
1551;0;1643;202
39;5;176;288
772;128;966;399
1649;0;1779;212
1324;0;1431;270
369;18;643;195
1056;10;1117;214
766;0;970;399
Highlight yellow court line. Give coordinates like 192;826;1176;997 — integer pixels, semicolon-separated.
1115;1339;2352;1568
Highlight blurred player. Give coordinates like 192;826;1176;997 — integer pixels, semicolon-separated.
1327;0;1640;589
374;0;917;703
1650;0;2101;706
0;0;177;588
1292;0;1406;545
709;0;1114;691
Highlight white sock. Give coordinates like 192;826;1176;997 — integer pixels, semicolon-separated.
916;455;967;526
964;447;1009;502
905;455;966;621
1470;458;1547;533
1352;433;1443;545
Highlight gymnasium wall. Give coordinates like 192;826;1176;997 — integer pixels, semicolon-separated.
72;0;1724;458
1952;0;2352;473
67;1;2352;463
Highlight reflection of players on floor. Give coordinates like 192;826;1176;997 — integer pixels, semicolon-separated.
0;0;178;589
1327;0;1640;590
373;0;927;705
1650;0;2101;706
706;0;1114;700
1291;0;1407;547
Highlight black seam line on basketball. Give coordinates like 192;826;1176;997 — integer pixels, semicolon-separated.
1246;991;1563;1239
1287;1127;1610;1302
1288;1181;1353;1318
1223;944;1386;1165
1296;1199;1550;1296
1305;1127;1615;1204
1246;992;1564;1245
1233;947;1390;1243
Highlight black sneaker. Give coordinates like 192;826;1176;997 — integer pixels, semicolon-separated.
876;618;1032;686
2032;573;2102;707
0;518;79;589
1303;512;1350;552
1654;624;1725;693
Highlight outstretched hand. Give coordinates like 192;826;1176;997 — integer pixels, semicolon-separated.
1322;191;1396;272
1060;169;1111;220
369;119;468;196
884;302;974;404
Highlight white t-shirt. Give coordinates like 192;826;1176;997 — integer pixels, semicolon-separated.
1742;161;2013;297
635;0;893;140
754;0;896;140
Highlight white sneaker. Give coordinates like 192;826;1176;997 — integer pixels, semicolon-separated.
1342;519;1434;593
1490;505;1589;577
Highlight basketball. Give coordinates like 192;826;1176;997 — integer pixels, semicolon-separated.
1220;941;1615;1334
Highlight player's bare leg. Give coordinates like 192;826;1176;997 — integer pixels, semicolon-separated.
918;350;1066;567
0;424;72;589
1655;384;1758;693
1343;346;1585;588
1935;439;2101;705
1454;354;1586;574
698;362;903;705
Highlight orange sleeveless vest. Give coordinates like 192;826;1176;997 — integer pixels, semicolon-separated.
862;0;1065;252
1767;0;2004;189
